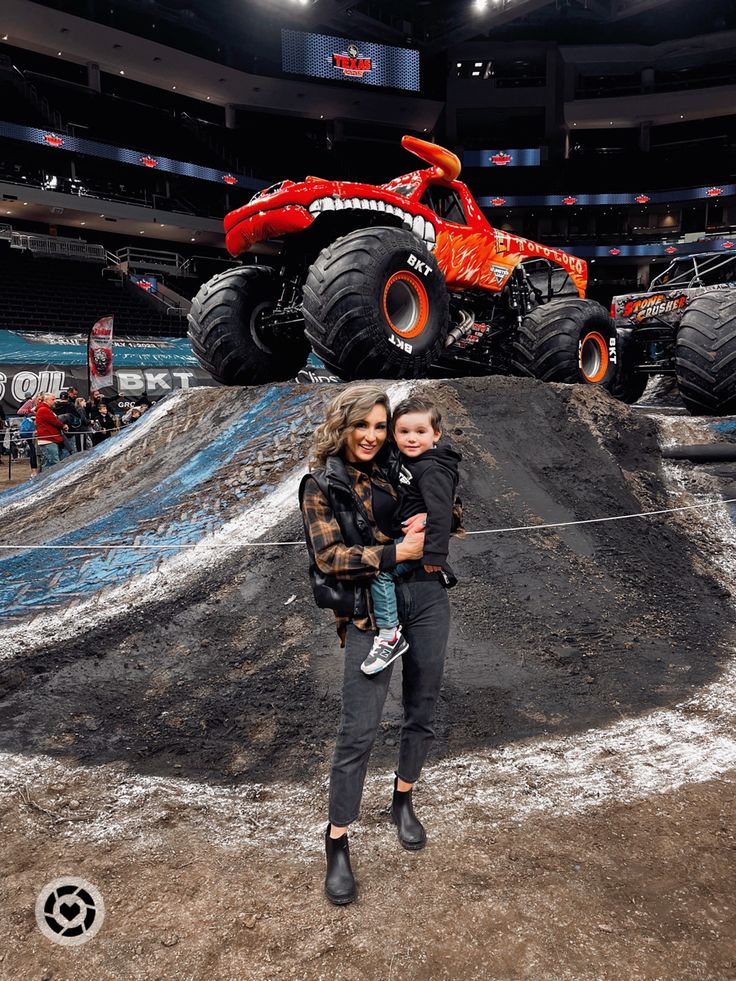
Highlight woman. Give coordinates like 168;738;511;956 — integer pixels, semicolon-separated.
300;384;452;905
74;397;92;452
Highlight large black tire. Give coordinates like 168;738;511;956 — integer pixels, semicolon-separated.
512;296;616;385
607;333;649;404
303;226;449;380
187;266;309;385
676;293;736;415
607;367;648;404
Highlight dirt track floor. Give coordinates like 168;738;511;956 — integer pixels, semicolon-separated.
2;768;736;980
2;377;736;978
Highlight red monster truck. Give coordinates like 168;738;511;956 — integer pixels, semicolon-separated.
188;136;615;385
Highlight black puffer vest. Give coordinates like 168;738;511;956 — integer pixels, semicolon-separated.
299;455;378;618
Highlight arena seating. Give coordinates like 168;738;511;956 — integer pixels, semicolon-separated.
0;244;187;337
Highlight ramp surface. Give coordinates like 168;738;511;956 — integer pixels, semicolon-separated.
0;378;731;784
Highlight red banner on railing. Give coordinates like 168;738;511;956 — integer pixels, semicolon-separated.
88;316;114;393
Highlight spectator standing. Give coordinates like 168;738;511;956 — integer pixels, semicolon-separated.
121;406;143;426
74;398;92;452
17;395;39;417
90;402;115;445
54;387;82;456
17;395;40;475
88;390;110;414
0;401;6;460
18;412;39;477
36;393;69;470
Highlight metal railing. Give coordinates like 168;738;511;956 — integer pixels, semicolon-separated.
9;230;106;261
112;248;188;273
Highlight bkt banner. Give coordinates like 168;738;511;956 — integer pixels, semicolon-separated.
0;333;212;413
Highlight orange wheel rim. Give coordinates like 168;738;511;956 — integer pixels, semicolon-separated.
579;331;609;383
382;271;429;339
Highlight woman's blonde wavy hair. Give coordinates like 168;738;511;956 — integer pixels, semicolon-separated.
309;383;391;469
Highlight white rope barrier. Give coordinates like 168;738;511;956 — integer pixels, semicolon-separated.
1;497;734;551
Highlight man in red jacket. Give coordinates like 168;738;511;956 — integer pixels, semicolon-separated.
35;392;70;471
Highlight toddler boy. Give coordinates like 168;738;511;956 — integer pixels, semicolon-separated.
360;395;461;676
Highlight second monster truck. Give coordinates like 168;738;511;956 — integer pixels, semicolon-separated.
188;136;615;386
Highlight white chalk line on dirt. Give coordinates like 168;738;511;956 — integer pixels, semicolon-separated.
1;653;735;856
2;496;735;550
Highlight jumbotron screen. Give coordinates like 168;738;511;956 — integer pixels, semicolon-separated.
282;30;420;92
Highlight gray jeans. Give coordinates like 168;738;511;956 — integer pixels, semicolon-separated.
329;578;451;827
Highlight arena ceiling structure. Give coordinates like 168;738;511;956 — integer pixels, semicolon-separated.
299;0;735;50
12;0;736;59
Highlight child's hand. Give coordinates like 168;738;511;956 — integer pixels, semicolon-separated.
402;512;427;532
424;564;442;573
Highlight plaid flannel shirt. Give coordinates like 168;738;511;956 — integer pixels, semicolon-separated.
301;461;398;645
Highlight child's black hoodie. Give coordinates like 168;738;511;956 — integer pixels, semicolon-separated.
397;442;462;568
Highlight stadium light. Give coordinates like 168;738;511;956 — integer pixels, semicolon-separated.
474;0;488;11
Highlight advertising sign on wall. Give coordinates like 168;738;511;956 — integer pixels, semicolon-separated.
0;121;267;192
464;149;542;168
0;332;212;414
282;29;420;92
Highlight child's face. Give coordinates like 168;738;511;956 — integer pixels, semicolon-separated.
394;411;441;458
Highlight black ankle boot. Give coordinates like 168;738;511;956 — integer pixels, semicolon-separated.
324;824;357;905
391;777;426;851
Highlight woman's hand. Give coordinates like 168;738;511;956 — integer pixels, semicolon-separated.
396;525;425;562
401;512;427;532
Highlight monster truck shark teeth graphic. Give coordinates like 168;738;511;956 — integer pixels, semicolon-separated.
307;197;437;250
622;293;688;320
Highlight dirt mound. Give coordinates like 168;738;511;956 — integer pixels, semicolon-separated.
0;377;731;789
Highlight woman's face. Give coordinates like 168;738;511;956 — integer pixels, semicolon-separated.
343;403;388;464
